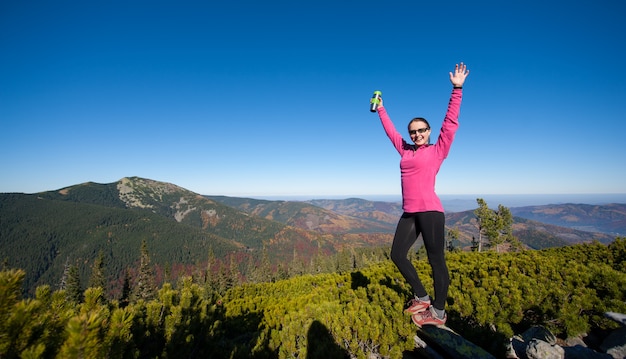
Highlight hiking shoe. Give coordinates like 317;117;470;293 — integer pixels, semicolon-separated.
404;298;431;315
411;306;447;327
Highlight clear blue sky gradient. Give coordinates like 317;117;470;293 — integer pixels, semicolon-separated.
2;1;626;198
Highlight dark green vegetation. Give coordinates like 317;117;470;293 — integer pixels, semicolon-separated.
2;239;625;358
0;191;240;295
0;178;357;296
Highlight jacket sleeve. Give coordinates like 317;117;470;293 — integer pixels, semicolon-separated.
435;88;463;159
378;105;409;155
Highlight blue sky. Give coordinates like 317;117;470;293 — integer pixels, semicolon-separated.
2;1;625;199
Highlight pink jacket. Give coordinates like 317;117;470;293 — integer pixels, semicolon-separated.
377;88;463;213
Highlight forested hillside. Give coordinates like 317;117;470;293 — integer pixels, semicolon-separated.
0;178;391;296
0;192;240;295
2;240;625;358
205;195;396;233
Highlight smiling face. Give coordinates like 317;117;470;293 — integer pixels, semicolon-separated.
408;118;431;146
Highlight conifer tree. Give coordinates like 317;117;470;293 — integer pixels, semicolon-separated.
215;262;233;294
229;253;241;285
336;248;353;272
244;254;259;283
311;250;331;274
204;248;217;289
131;239;157;302
289;247;305;277
474;199;518;252
259;246;272;282
88;250;106;290
275;262;289;281
495;204;517;251
482;205;505;251
119;269;131;308
447;227;460;252
471;236;479;252
65;263;83;304
474;198;495;252
59;258;70;291
164;262;172;284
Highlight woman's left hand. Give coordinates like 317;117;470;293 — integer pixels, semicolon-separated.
449;62;469;87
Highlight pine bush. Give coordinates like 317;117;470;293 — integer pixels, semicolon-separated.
1;240;625;358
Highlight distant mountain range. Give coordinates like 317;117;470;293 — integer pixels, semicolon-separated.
206;195;619;248
1;177;622;295
509;203;626;236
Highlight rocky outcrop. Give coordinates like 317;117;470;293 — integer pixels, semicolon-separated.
412;325;496;358
508;312;626;359
406;312;626;359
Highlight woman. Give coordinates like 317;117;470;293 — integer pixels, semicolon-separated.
375;63;469;326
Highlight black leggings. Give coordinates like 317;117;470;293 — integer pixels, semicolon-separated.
390;211;449;310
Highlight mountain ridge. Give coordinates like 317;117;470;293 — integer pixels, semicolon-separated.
206;196;617;250
1;177;391;294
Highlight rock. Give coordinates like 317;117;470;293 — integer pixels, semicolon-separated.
599;326;626;359
416;325;496;359
563;335;587;347
562;345;613;359
525;338;564;359
512;326;605;359
412;312;626;359
504;338;520;359
521;325;557;345
510;336;528;358
411;335;446;359
509;325;561;359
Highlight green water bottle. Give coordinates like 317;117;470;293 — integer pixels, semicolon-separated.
370;91;382;112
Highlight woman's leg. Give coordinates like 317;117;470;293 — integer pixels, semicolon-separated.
390;213;428;298
417;211;449;310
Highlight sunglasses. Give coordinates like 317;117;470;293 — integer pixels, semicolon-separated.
409;128;430;135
